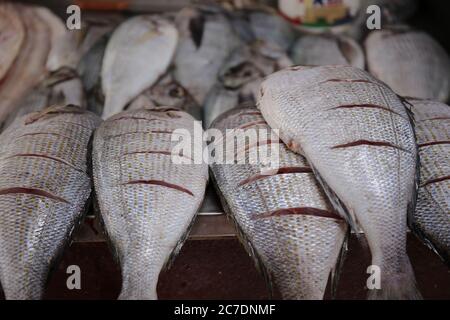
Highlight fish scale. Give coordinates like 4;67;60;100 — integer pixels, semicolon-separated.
93;107;208;300
210;107;347;300
258;65;420;299
0;105;100;300
408;99;450;264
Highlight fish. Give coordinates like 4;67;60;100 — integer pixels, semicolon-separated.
203;42;292;128
0;105;101;300
408;98;450;265
258;65;421;299
249;11;296;52
92;107;208;299
209;107;347;299
1;68;86;131
365;26;450;102
203;85;239;129
0;3;25;82
127;72;201;120
101;15;178;119
291;34;365;69
0;5;51;126
173;8;240;105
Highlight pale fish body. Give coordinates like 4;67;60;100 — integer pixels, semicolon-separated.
101;16;178;119
291;34;364;69
0;5;50;125
258;65;420;299
93;107;208;299
2;68;86;131
0;3;25;81
174;8;240;105
249;11;296;51
203;85;239;129
127;73;201;120
210;107;347;299
0;105;101;300
408;99;450;265
365;27;450;102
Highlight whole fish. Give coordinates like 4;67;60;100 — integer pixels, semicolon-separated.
174;8;240;105
258;65;421;299
408;99;450;265
102;16;178;119
93;107;208;299
291;34;364;69
249;11;295;52
365;26;450;102
127;72;201;120
0;3;24;82
0;105;101;300
210;107;347;299
0;5;50;126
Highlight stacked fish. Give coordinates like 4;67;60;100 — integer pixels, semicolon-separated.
0;0;449;301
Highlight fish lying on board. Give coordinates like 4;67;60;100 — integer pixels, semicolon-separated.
210;107;347;299
365;26;450;102
174;7;240;105
93;107;208;299
258;65;421;299
127;72;201;120
0;4;50;126
0;3;25;82
102;16;178;119
291;34;365;69
0;105;101;300
408;99;450;265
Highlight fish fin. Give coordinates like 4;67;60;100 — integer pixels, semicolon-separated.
309;163;361;233
330;228;350;299
211;172;274;298
367;272;422;300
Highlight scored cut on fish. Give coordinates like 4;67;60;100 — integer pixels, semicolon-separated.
210;107;347;299
174;8;240;105
0;105;101;300
101;15;178;119
93;107;208;299
408;98;450;265
365;26;450;102
0;3;25;82
258;65;421;300
291;34;365;69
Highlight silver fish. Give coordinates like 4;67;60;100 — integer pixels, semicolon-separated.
291;34;365;69
127;72;201;120
408;98;450;265
258;65;421;299
0;105;101;300
365;26;450;102
102;15;178;119
174;8;240;105
210;107;347;299
93;107;208;299
249;11;296;52
203;85;239;129
0;2;25;82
